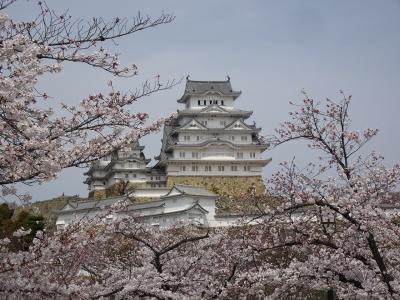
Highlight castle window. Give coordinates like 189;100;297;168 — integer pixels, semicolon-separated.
209;100;212;105
203;100;207;105
133;174;137;178
179;152;185;158
184;135;190;141
231;165;237;171
220;120;226;126
236;152;243;159
244;165;251;171
250;152;256;158
201;120;207;126
196;136;200;141
231;136;235;141
198;100;201;106
180;165;186;171
241;136;248;141
125;174;129;179
205;165;212;172
191;165;198;172
156;176;160;180
221;100;225;106
192;152;199;158
218;165;225;172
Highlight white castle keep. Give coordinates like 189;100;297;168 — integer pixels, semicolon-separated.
84;77;271;200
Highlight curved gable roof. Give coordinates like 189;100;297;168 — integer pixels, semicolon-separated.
178;79;241;103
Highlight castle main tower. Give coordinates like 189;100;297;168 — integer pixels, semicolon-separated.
155;77;270;197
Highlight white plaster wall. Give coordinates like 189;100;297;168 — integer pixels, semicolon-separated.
177;132;253;145
131;188;169;198
187;95;234;109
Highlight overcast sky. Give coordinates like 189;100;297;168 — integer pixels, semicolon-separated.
8;0;400;201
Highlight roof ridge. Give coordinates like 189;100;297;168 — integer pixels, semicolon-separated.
175;184;205;187
186;79;230;83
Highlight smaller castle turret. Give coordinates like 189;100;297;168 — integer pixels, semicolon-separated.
84;141;166;199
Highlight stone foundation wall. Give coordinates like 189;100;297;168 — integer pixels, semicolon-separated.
166;175;265;197
89;182;147;199
88;190;107;199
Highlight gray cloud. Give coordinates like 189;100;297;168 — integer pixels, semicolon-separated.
7;0;400;201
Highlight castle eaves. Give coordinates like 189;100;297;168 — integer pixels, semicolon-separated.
177;79;241;103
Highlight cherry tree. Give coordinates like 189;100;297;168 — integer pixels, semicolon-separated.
241;91;400;298
0;202;253;299
0;0;177;203
0;90;399;299
1;1;399;295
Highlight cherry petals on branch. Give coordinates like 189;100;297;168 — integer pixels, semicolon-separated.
0;1;178;203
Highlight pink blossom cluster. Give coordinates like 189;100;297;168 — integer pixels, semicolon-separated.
1;93;399;299
0;2;176;203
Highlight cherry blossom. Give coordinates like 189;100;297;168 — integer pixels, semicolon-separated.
0;1;177;203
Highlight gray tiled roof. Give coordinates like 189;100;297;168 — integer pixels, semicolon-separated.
58;197;127;213
186;80;234;94
177;107;252;116
178;79;241;103
172;184;217;197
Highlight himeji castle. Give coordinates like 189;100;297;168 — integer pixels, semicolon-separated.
84;77;271;200
155;77;270;196
58;77;271;229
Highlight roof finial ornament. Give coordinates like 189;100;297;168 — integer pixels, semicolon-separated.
186;74;190;81
226;75;230;82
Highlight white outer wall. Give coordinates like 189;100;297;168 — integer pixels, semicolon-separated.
56;194;218;229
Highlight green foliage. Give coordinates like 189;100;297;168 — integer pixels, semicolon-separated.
0;203;13;220
31;195;84;230
0;203;45;251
